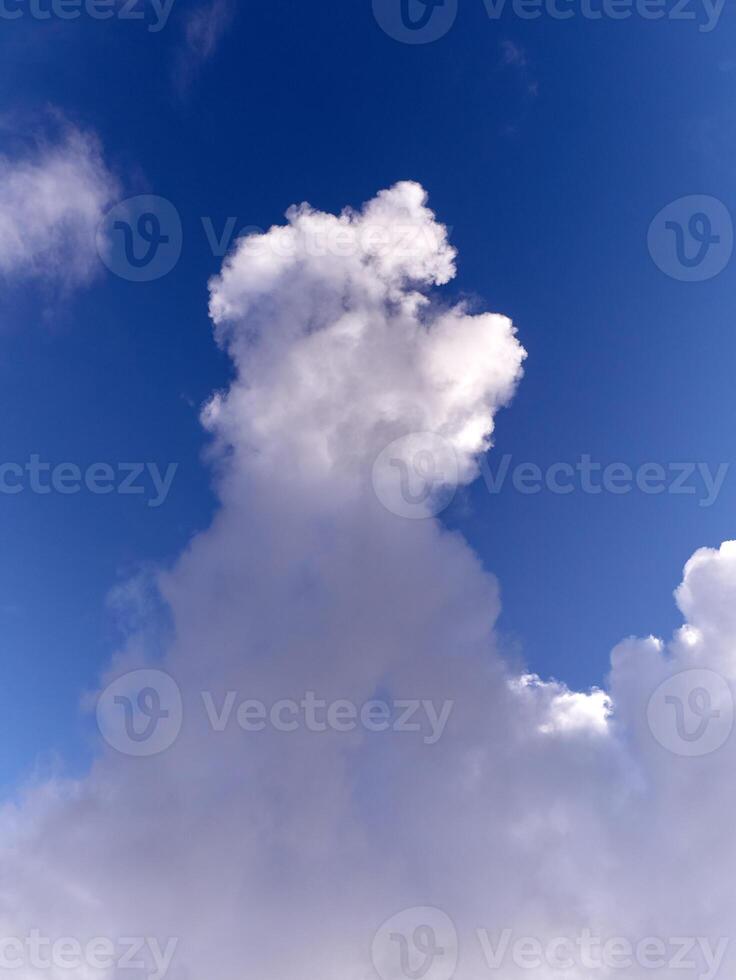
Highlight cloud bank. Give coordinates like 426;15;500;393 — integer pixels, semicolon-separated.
0;126;117;285
1;183;735;980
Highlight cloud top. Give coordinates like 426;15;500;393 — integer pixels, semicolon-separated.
206;181;526;492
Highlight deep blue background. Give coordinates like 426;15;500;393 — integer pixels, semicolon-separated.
1;0;734;788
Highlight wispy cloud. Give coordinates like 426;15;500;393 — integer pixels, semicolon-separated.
499;39;527;67
0;123;117;288
498;38;538;99
172;0;234;97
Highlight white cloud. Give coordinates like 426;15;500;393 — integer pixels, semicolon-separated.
206;181;525;495
1;184;735;980
513;674;613;736
0;126;117;286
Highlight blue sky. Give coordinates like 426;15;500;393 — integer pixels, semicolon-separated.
6;4;736;974
1;0;734;792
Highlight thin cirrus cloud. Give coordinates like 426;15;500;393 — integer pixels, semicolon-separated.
1;183;736;980
498;39;539;100
172;0;234;96
0;126;117;286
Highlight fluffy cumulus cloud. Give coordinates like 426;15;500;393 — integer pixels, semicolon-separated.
206;181;525;497
0;126;117;285
2;183;736;980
